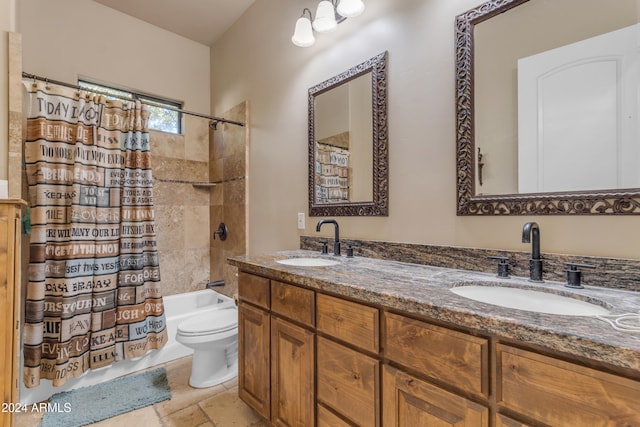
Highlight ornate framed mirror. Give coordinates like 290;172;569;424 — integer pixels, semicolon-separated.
309;51;388;216
456;0;640;215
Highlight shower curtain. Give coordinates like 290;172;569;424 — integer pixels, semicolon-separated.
23;81;167;387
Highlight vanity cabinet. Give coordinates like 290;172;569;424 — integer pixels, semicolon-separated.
497;344;640;426
237;269;640;427
270;280;315;427
316;294;381;426
238;289;270;419
238;273;315;427
270;317;314;427
382;311;489;427
382;365;489;426
495;415;532;427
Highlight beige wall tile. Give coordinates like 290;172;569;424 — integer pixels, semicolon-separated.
155;205;185;251
182;248;211;290
151;130;185;159
8;153;22;198
209;102;247;298
184;115;209;162
222;204;246;250
209;184;223;206
185;160;209;182
223;180;245;206
210;158;223;183
210;247;225;282
8;33;22;114
184;205;211;249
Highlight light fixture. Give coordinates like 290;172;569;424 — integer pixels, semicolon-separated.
313;1;338;33
291;8;315;47
291;0;365;48
336;0;365;18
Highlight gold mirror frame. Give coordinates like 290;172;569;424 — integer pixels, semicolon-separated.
455;0;640;215
309;51;389;216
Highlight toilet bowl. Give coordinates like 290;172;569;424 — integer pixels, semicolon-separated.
175;308;238;388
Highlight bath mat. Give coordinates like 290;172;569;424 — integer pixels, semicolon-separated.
39;367;171;427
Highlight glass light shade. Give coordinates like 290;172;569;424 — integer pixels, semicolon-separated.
291;16;315;47
337;0;365;18
313;1;337;33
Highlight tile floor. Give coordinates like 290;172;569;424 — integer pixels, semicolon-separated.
15;356;268;427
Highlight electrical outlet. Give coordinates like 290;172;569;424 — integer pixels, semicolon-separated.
297;212;305;229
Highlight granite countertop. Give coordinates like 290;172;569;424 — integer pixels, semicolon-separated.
228;250;640;373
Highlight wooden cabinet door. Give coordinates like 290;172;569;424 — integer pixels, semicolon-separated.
382;365;489;427
238;302;271;420
317;336;379;427
497;344;640;427
317;404;354;427
496;414;533;427
271;316;315;427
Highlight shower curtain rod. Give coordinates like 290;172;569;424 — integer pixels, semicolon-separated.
22;72;245;129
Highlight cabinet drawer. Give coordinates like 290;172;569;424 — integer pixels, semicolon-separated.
238;272;270;309
496;414;533;427
382;365;488;427
497;344;640;426
317;337;379;427
316;294;379;353
271;281;314;327
317;404;353;427
383;312;489;397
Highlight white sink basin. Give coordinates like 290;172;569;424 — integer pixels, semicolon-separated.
450;285;610;316
276;257;340;267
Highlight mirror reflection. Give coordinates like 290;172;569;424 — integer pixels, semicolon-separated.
474;0;639;196
314;73;373;204
309;51;388;217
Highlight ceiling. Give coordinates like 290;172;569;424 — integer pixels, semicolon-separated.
94;0;256;46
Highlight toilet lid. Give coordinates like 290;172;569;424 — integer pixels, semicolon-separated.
177;309;238;336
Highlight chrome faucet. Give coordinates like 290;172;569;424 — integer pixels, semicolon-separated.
522;222;543;282
316;219;340;256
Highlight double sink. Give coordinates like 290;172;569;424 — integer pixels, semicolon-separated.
276;256;611;317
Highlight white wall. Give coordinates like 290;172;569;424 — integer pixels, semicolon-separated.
212;0;640;260
19;0;210;113
0;0;19;180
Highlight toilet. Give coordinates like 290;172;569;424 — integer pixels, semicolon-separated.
176;308;239;388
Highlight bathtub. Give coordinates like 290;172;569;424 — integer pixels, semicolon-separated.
20;289;236;405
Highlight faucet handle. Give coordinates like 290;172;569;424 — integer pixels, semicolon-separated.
319;240;329;254
346;244;357;258
565;262;596;289
488;256;511;278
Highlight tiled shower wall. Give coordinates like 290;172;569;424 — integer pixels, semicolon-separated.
11;33;246;299
209;102;248;299
151;115;212;296
13;50;214;296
